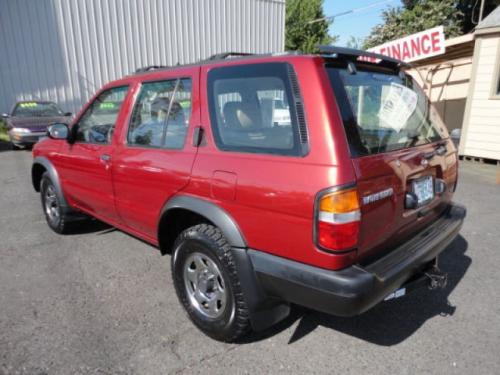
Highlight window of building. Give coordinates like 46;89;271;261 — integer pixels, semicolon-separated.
491;43;500;99
128;78;191;149
496;73;500;96
207;63;305;156
75;86;129;144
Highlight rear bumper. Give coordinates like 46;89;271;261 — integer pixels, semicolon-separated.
248;203;466;317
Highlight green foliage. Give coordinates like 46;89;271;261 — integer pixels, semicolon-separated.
285;0;337;53
364;0;464;49
459;0;500;35
346;36;364;49
0;119;9;142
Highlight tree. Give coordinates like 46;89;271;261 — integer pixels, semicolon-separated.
402;0;419;10
364;0;463;49
346;36;363;49
458;0;500;35
285;0;337;53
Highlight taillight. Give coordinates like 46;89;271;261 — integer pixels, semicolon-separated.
315;187;360;252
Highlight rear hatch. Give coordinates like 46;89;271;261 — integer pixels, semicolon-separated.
326;63;458;263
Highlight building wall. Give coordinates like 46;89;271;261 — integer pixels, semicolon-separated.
408;35;474;134
0;0;286;114
460;34;500;160
411;57;472;133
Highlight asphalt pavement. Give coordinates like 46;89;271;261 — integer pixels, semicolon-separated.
1;142;499;374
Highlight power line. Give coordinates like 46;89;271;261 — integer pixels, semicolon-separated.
308;0;396;24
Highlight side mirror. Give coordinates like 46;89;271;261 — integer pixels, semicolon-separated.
64;112;72;117
1;113;9;119
47;123;69;140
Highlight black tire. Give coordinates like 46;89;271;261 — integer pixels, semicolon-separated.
171;224;251;342
40;172;72;234
11;142;21;150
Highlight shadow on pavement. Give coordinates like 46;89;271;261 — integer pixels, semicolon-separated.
0;140;12;152
65;218;115;235
243;235;470;346
0;140;34;152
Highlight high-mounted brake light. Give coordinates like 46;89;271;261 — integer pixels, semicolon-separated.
315;187;361;252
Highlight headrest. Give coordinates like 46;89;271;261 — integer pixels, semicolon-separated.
223;101;262;129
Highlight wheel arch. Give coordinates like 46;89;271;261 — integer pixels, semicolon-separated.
32;156;68;208
158;195;291;331
157;195;247;254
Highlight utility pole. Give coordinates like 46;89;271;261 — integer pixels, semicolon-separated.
479;0;486;22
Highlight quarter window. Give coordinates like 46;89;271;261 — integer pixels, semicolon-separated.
75;86;128;144
128;78;191;149
207;63;304;156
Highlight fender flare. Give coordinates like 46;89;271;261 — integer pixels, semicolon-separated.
160;195;290;330
32;156;69;208
160;195;247;248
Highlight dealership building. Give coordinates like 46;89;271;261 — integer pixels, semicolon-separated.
370;6;500;163
0;0;285;114
408;7;500;163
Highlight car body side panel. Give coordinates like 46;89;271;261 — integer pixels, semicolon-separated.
111;66;201;238
51;80;137;223
185;57;357;271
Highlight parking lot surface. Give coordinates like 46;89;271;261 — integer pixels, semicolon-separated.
1;144;499;375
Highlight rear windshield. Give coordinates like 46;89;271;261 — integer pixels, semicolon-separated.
12;102;63;117
327;65;447;157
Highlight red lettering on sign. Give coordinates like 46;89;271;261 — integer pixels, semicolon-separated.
421;34;431;54
402;41;411;60
410;38;421;57
431;31;440;52
368;27;444;62
391;44;401;60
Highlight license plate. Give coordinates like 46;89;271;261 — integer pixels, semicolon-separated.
412;176;434;205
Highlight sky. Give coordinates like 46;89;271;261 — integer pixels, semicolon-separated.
323;0;401;47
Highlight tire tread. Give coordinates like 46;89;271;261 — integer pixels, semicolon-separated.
172;223;251;342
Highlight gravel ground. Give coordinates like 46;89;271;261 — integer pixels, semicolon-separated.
1;144;499;375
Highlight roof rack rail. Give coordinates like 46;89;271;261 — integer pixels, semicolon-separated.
206;52;253;61
135;65;169;73
317;45;411;69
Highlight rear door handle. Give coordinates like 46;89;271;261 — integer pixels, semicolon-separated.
100;154;111;162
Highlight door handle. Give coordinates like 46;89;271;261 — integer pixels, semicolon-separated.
100;154;111;162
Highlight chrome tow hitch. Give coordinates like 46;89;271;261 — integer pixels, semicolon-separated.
425;266;448;290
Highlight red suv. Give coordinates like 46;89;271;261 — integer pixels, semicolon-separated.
32;47;466;342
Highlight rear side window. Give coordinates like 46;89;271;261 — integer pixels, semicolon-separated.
12;102;63;117
327;65;446;157
207;63;307;156
128;78;191;149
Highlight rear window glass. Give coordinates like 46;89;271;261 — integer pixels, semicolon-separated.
13;102;63;117
207;63;304;156
327;65;447;157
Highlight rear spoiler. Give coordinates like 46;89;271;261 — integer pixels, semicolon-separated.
317;45;412;71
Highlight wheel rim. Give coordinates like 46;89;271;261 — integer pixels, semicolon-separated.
183;252;227;319
44;185;60;225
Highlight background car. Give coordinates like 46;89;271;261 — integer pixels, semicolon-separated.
1;101;71;149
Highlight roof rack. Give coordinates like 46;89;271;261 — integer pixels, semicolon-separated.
317;45;411;70
135;65;169;73
206;52;253;61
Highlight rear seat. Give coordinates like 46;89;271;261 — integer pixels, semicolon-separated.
222;101;293;149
